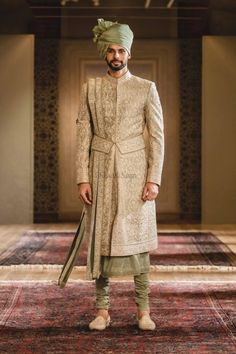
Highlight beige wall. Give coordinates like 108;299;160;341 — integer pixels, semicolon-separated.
202;36;236;223
58;39;180;220
0;35;34;224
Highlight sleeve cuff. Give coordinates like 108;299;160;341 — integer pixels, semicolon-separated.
76;170;90;185
146;169;162;186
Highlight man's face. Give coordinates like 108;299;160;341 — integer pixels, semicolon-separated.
106;44;131;72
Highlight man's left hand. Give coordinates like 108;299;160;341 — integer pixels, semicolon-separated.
142;182;159;201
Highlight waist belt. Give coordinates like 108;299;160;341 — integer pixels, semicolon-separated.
91;134;146;154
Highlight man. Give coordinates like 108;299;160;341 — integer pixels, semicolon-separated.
76;19;164;331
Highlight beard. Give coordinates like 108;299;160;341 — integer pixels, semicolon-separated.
106;59;126;72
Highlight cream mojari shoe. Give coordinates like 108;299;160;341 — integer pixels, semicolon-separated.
89;315;111;330
138;314;156;331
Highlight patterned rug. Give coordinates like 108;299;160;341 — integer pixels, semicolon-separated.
0;232;236;267
0;281;235;353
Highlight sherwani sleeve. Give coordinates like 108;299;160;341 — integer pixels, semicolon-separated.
76;82;93;184
144;82;165;186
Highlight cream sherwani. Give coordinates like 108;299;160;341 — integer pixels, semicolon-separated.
76;70;164;279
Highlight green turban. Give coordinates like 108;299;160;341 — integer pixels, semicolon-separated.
92;18;134;59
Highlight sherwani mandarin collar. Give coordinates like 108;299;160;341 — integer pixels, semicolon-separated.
104;70;132;84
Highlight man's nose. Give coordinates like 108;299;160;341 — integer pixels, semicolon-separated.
114;51;120;59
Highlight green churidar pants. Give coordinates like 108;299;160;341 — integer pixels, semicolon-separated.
95;272;150;311
94;252;151;311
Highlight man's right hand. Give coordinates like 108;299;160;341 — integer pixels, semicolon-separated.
77;183;92;205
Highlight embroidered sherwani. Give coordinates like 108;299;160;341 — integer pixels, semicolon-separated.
76;70;164;279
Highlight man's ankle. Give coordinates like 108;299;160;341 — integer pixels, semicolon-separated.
138;310;150;319
96;309;109;319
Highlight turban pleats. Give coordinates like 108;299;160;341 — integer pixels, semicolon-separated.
92;19;134;59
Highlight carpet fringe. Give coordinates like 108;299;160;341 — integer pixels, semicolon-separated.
0;264;236;273
24;230;216;234
25;230;77;233
150;265;236;272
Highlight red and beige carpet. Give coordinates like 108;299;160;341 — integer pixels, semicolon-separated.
0;232;236;267
0;281;235;353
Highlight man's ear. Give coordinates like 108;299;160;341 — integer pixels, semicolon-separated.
128;54;131;59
